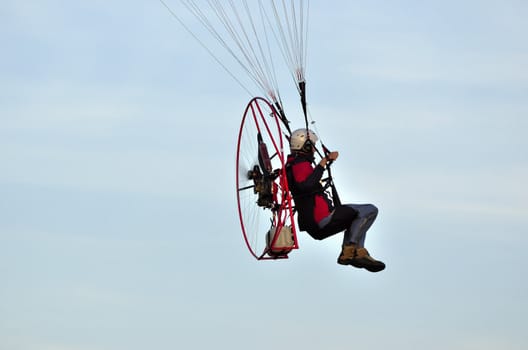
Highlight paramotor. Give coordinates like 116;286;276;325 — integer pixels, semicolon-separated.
236;97;298;259
161;1;328;260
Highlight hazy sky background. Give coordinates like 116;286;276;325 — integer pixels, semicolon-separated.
1;1;527;349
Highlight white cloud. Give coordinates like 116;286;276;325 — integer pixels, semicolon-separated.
1;145;183;196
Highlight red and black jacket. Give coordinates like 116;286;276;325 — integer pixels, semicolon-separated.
286;153;334;237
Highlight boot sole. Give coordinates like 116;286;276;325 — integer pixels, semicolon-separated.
337;259;385;272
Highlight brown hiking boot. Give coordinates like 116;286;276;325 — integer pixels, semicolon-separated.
338;245;385;272
337;243;357;265
351;248;385;272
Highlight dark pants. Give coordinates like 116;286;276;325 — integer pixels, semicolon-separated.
312;204;378;248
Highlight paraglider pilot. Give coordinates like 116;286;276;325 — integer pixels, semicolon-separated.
286;129;385;272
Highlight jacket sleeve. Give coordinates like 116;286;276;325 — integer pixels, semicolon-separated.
291;162;325;192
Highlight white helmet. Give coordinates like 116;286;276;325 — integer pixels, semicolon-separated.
289;128;318;152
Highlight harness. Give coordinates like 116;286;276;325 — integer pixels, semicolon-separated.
285;153;333;235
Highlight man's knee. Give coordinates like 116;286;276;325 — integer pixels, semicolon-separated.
369;204;378;217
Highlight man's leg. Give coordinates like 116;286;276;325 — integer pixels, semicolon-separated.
339;204;385;272
342;204;378;247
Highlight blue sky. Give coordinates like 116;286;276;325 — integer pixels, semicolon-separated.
1;1;527;349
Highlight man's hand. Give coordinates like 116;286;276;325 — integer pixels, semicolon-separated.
320;151;339;167
327;151;339;161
